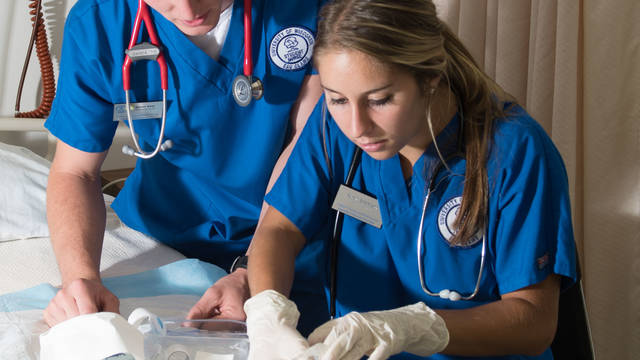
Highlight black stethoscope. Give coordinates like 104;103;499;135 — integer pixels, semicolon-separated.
121;0;263;159
325;104;487;318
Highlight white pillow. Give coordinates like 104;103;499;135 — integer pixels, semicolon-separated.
0;142;50;242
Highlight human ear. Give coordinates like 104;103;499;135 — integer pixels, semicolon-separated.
428;76;441;91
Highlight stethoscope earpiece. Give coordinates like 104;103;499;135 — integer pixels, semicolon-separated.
438;289;462;301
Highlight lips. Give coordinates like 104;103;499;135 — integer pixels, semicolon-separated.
358;139;386;152
181;10;209;27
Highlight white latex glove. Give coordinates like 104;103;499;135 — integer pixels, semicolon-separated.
244;289;310;360
307;302;449;360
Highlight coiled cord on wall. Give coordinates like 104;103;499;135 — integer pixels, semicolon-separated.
14;0;56;119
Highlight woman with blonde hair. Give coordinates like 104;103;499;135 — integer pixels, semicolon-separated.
242;0;578;359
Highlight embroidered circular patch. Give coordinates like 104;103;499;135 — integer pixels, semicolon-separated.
437;196;482;247
269;26;314;71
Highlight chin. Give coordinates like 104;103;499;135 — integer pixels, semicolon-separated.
179;24;215;36
362;149;396;161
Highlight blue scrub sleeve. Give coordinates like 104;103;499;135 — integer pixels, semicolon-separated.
265;100;333;240
45;7;118;152
492;115;577;295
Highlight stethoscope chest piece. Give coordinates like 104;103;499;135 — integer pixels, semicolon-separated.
232;75;263;107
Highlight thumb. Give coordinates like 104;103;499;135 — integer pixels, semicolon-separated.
101;294;120;314
187;292;222;319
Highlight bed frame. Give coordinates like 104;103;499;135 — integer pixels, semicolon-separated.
0;116;56;159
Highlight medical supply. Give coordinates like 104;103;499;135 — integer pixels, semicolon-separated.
231;0;263;107
121;0;171;159
121;0;262;159
244;290;309;360
416;168;487;301
128;308;249;360
39;312;145;360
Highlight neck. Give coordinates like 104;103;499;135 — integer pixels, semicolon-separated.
222;0;235;11
399;87;458;179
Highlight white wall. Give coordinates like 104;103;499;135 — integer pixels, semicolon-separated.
0;0;135;170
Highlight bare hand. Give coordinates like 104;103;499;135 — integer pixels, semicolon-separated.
43;278;119;327
187;269;250;321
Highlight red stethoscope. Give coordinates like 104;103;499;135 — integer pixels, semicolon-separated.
122;0;262;159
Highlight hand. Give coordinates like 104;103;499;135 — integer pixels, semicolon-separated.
308;302;449;360
244;290;310;360
43;278;119;327
187;268;250;321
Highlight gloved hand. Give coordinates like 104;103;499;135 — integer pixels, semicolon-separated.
244;289;310;360
307;302;449;360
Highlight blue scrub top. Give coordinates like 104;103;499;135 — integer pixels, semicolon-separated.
46;0;328;333
266;98;578;360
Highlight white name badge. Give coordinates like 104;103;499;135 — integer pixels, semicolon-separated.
331;185;382;228
113;101;163;122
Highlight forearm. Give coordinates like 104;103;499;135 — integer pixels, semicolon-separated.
247;207;306;297
438;275;560;356
47;169;106;285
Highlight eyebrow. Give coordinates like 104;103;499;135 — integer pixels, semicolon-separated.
321;83;393;95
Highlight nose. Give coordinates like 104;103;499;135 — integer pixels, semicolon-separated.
350;104;373;139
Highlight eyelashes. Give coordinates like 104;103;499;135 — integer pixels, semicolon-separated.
328;95;393;107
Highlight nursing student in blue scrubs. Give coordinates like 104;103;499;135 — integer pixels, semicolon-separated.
244;0;578;359
43;0;328;335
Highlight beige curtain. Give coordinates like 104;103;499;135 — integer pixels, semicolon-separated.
433;0;640;358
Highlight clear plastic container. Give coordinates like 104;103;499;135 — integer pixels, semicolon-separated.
142;319;249;360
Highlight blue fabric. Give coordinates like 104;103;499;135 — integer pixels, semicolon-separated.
266;98;578;360
45;0;328;332
0;259;226;312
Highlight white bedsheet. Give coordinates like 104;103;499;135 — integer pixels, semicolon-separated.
0;140;186;294
0;142;229;359
0;198;187;295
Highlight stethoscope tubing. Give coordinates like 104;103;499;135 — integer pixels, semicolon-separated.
415;170;487;301
243;0;253;77
329;147;362;319
123;0;168;91
122;0;259;158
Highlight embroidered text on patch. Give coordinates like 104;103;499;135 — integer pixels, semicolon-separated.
269;27;314;71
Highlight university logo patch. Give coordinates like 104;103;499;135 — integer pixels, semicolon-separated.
269;26;314;71
437;196;482;247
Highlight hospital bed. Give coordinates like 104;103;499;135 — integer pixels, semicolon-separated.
0;117;235;359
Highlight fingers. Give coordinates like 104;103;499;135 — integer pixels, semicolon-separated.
308;320;336;345
43;293;72;327
366;344;392;360
188;274;250;321
187;286;222;320
100;291;120;314
43;279;118;327
43;289;81;327
319;330;355;360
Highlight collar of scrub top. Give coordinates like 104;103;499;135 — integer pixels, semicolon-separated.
121;0;262;159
